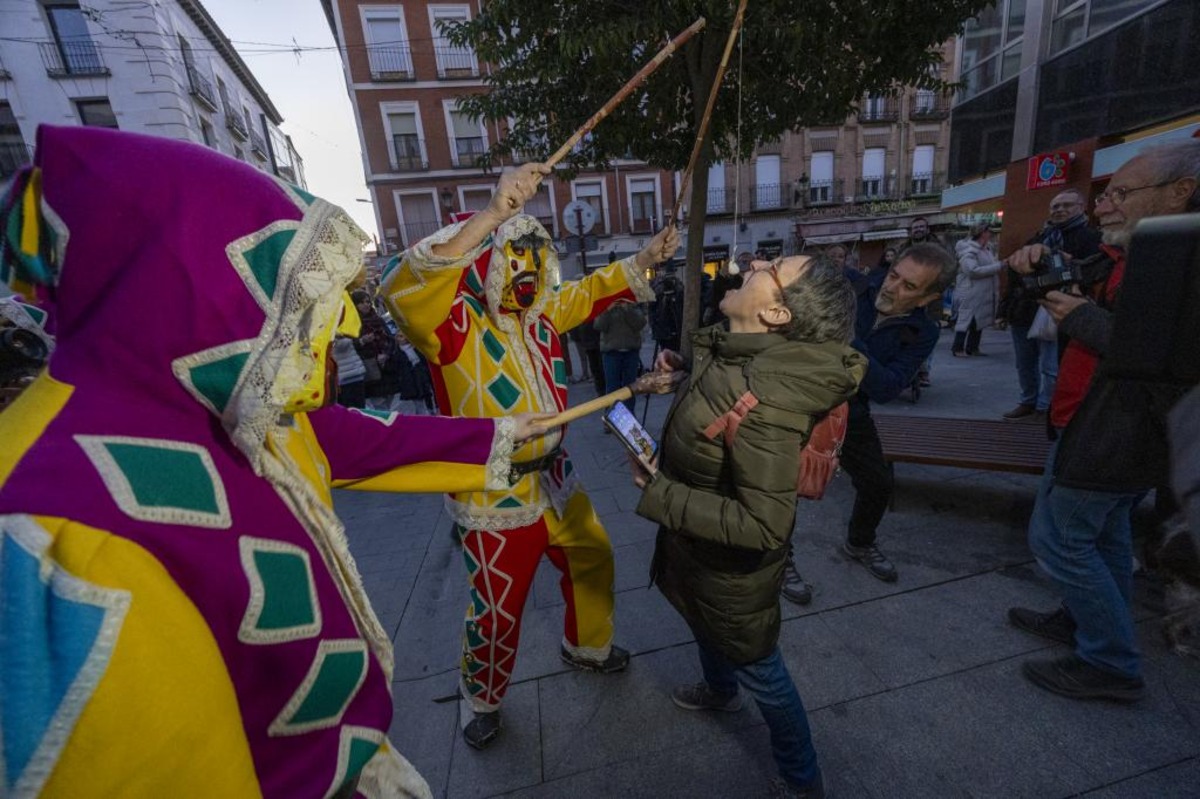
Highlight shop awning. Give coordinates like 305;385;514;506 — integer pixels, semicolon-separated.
861;228;909;241
803;233;860;245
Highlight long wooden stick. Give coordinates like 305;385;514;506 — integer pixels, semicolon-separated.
544;387;633;427
667;0;748;230
545;18;707;168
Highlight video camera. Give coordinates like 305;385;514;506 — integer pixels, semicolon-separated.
1020;250;1113;299
0;326;49;393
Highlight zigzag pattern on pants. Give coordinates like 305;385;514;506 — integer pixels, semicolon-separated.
461;528;520;709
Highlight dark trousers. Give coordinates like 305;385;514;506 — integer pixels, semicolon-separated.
336;380;366;409
585;348;605;395
839;413;893;547
952;320;982;354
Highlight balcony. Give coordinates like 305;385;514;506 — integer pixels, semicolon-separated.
706;187;737;214
802;178;844;207
906;171;946;199
909;92;951;120
224;101;249;140
452;136;486;167
390;135;427;171
749;183;786;212
40;40;109;77
629;216;656;235
857;100;899;124
250;128;268;159
0;141;31;179
857;175;899;202
187;66;219;112
435;46;479;79
367;46;414;81
401;220;444;248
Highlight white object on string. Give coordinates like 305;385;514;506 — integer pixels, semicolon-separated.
727;24;745;276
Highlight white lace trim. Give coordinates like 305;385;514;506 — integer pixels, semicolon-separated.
486;416;517;491
354;743;434;799
618;255;656;303
0;299;54;354
443;494;548;532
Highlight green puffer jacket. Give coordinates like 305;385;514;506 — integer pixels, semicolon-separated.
637;325;866;664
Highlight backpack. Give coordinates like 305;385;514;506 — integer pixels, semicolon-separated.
703;391;849;500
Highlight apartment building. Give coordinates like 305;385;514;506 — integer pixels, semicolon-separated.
0;0;305;186
944;0;1199;252
323;0;957;273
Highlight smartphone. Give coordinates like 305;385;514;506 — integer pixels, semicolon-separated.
603;402;658;469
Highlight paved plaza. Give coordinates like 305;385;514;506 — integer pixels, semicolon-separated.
336;327;1200;798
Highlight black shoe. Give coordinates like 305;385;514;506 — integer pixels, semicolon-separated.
462;709;502;749
781;559;813;606
1003;403;1036;420
561;643;630;673
1007;605;1076;645
1022;655;1145;702
842;541;898;582
671;681;745;712
768;776;826;799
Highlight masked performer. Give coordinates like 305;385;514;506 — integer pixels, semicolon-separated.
0;126;550;799
381;164;678;748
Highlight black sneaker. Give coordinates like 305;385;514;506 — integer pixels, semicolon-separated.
1007;605;1076;645
560;643;630;673
768;776;826;799
842;542;898;582
1022;655;1145;702
781;559;813;606
671;681;744;712
462;709;502;749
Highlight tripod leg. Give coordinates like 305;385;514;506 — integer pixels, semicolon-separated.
640;341;660;426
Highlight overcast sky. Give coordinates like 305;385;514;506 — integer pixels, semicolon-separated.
204;0;378;239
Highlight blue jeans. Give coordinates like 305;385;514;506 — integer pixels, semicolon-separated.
1011;325;1058;411
602;349;640;411
698;642;822;790
1027;440;1141;678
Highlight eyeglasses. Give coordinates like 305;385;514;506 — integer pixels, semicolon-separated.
753;259;785;299
1094;180;1175;208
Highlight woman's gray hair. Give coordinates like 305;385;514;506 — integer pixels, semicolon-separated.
777;255;856;344
1140;138;1200;211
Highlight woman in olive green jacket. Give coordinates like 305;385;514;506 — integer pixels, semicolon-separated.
634;255;866;799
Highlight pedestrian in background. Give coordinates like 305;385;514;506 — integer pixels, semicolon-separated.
951;221;1003;357
596;298;645;411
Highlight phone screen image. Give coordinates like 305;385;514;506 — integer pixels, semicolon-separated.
603;402;658;466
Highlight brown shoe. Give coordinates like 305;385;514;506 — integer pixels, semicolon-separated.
1003;404;1036;420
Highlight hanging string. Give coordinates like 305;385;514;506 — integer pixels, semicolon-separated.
729;22;745;275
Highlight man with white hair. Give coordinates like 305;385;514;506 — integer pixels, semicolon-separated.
1006;138;1200;701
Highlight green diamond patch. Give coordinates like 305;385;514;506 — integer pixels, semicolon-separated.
270;640;368;736
482;330;506;362
486;374;520;410
239;537;321;643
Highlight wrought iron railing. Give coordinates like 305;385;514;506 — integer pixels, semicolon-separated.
249;128;268;158
390;135;427;171
223;101;249;140
750;183;785;211
367;46;414;80
858;176;899;201
452;137;486;167
40;40;109;77
705;187;737;214
187;66;218;111
906;171;946;198
434;46;479;78
401;220;444;247
857;100;899;123
0;142;31;179
804;179;844;206
909;93;951;120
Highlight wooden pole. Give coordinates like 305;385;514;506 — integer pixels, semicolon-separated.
667;0;748;230
542;370;684;427
545;17;707;168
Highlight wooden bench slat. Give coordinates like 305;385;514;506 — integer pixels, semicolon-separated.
871;414;1051;476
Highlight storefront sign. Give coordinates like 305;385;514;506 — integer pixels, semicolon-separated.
1027;151;1070;190
702;244;730;262
756;239;784;259
795;199;917;220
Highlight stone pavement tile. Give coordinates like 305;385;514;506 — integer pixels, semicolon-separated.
776;614;889;710
812;571;1063;689
444;680;543;799
536;645;767;782
599;509;660;548
388;669;460;798
498;723;779;799
1078;756;1200;798
390;543;473;680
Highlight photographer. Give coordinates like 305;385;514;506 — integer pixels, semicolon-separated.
650;266;685;353
1006;139;1200;702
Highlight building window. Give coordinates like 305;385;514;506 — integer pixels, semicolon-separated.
1049;0;1159;56
233;146;244;161
910;145;936;196
0;103;30;179
628;177;659;234
808;151;835;204
385;107;425;170
363;9;413;79
707;162;727;213
199;118;215;147
396;191;441;248
958;0;1025;101
753;154;782;210
525;184;556;235
430;5;478;78
459;186;493;212
573;180;608;234
76;98;118;129
447;106;485;167
42;2;107;76
861;147;886;199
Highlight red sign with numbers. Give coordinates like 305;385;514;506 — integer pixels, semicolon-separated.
1027;152;1070;190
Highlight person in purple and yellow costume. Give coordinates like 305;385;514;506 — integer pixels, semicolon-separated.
0;126;552;799
381;164;679;749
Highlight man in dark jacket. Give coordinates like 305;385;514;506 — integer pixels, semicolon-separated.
998;189;1101;420
1006;139;1199;702
635;254;866;799
595;299;646;411
818;243;955;586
